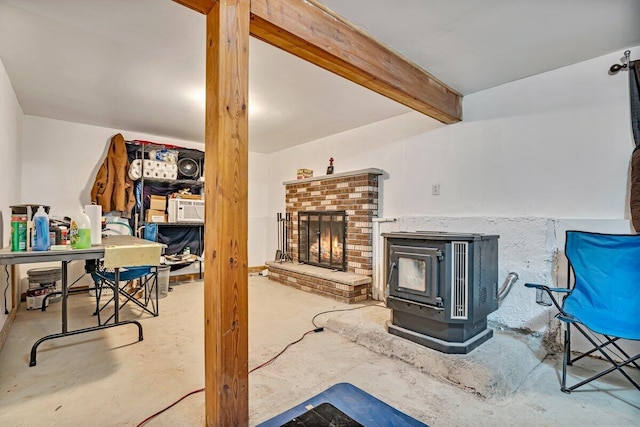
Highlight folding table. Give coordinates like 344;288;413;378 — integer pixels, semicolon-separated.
0;235;164;366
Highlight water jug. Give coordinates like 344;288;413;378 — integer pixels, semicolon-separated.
32;206;50;251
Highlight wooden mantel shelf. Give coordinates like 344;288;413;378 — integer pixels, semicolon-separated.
283;168;383;185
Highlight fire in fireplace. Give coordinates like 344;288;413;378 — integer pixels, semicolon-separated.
298;211;346;271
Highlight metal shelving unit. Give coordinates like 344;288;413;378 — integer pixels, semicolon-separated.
127;140;205;259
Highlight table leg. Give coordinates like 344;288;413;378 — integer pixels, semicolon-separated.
29;264;143;367
61;261;68;333
114;267;119;324
29;321;143;367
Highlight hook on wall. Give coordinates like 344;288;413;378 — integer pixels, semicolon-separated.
609;50;632;74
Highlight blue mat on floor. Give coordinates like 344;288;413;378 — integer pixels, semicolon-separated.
256;382;428;427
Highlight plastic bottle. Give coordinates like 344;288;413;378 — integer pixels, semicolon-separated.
70;208;92;249
58;226;68;245
32;206;50;251
10;215;27;251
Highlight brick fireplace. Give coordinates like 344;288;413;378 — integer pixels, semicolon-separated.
267;168;382;303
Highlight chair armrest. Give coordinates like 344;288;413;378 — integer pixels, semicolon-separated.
524;283;570;293
524;283;568;311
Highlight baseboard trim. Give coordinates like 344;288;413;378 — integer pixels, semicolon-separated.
248;265;266;274
168;266;266;283
0;308;18;354
170;273;202;283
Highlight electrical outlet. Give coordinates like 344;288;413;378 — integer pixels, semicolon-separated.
432;184;440;196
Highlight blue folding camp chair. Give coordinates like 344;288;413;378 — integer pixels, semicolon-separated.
90;223;160;325
525;230;640;393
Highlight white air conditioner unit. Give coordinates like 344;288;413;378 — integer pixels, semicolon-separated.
168;199;204;223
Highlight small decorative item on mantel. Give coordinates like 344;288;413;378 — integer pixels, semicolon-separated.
296;169;313;180
326;157;334;175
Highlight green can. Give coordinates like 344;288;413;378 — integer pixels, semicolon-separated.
11;216;27;251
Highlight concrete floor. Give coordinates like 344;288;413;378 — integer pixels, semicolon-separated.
0;275;638;426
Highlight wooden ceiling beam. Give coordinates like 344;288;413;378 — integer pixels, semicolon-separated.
173;0;216;15
249;0;462;123
174;0;462;123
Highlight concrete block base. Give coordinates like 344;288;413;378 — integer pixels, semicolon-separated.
325;303;547;399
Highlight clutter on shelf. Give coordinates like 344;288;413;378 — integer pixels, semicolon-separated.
164;253;200;264
126;139;205;257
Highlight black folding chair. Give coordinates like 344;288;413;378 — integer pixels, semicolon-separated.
525;230;640;393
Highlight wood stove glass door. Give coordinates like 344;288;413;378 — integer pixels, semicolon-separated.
389;245;442;307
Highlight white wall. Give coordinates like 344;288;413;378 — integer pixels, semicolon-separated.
263;46;638;334
18;117;206;285
0;58;23;331
6;45;638;341
21;115;268;268
264;112;445;259
248;151;270;266
21;115;204;217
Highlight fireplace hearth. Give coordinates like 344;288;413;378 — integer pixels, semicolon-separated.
298;211;346;271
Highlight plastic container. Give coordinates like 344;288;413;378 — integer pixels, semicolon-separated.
49;225;61;246
70;208;92;249
58;226;69;245
32;206;50;251
10;216;27;251
10;204;50;216
157;266;170;299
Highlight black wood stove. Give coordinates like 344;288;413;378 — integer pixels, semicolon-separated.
383;231;499;354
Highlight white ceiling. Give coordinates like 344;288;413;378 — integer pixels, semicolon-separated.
1;0;639;153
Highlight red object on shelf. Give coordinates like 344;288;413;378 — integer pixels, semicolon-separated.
131;140;182;149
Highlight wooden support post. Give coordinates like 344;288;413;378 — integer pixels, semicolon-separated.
172;0;464;423
204;1;250;426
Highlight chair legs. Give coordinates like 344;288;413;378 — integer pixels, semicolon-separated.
561;323;640;393
93;271;159;326
562;324;570;393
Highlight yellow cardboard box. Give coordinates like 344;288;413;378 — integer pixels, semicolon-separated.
150;195;166;211
146;209;167;223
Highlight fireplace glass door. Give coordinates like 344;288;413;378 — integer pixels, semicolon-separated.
298;211;346;270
